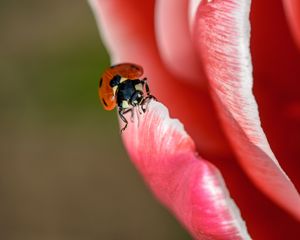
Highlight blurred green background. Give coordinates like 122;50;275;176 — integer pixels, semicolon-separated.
0;1;190;239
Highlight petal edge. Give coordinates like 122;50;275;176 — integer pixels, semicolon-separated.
192;0;300;220
122;101;251;239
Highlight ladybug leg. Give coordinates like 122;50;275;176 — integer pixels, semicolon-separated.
119;108;129;132
122;108;134;121
119;107;135;132
141;78;150;96
128;108;135;123
141;78;157;101
141;78;156;98
137;78;157;113
140;96;152;113
138;105;143;115
140;93;157;114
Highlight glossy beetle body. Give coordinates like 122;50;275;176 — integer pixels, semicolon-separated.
98;63;156;132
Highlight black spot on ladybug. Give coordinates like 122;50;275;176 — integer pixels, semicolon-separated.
131;65;139;70
99;78;103;87
102;98;108;107
109;75;121;87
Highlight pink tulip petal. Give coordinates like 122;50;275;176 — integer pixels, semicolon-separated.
89;0;232;158
282;0;300;50
192;0;300;220
155;0;206;86
121;101;250;239
88;0;155;64
250;0;300;193
188;0;202;28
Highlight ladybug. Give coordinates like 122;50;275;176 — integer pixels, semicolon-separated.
98;63;156;132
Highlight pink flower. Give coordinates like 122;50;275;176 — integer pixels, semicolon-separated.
89;0;300;239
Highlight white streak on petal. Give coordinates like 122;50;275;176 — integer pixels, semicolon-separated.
188;0;203;31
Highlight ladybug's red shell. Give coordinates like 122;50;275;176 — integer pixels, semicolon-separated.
98;63;144;110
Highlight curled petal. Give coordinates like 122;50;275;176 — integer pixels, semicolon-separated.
192;0;300;220
282;0;300;50
250;0;300;192
121;101;251;240
155;0;206;85
88;0;155;63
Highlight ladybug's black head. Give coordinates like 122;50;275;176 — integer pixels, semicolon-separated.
116;79;145;109
129;90;143;106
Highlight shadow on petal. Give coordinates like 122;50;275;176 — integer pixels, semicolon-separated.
282;0;300;50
